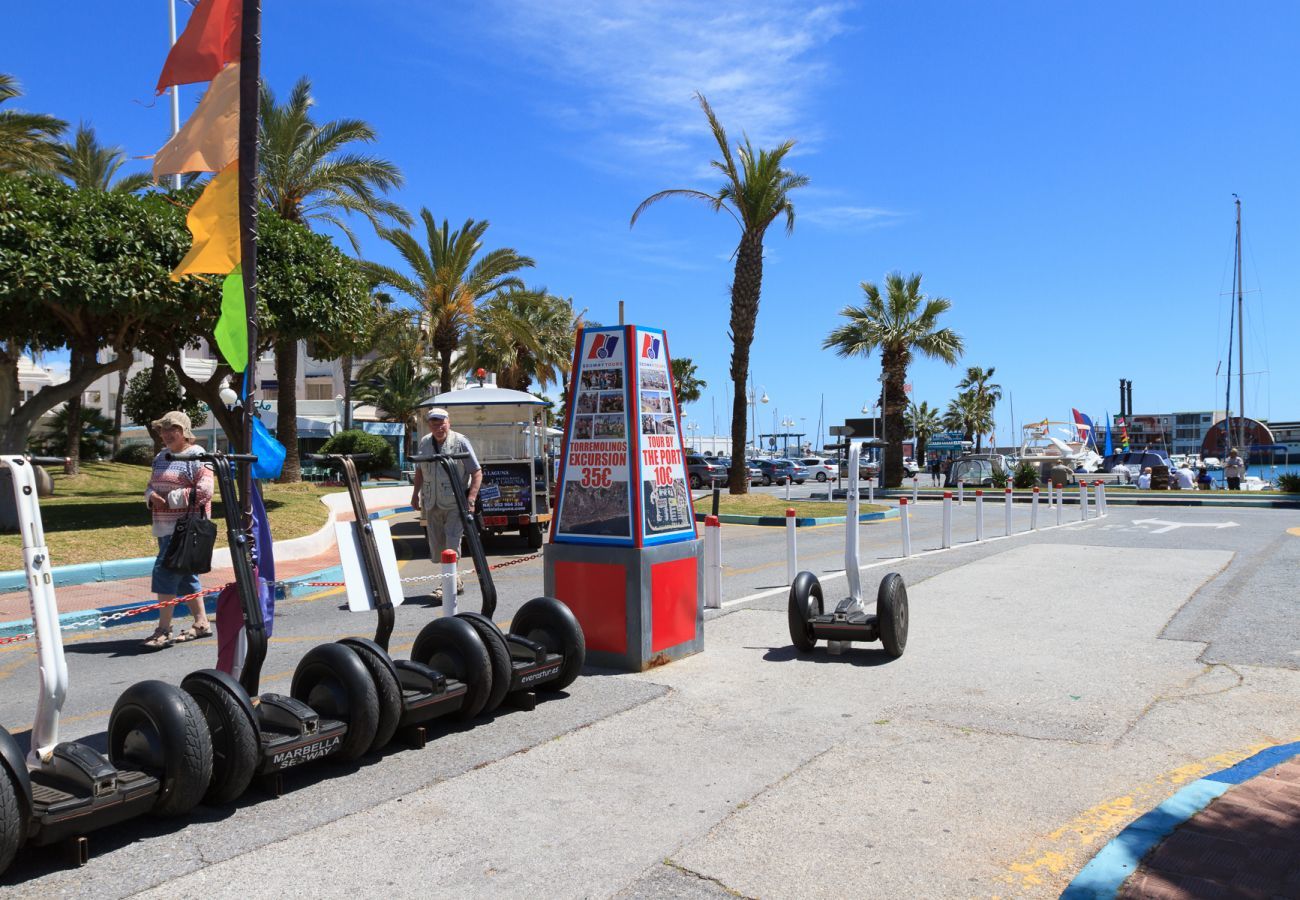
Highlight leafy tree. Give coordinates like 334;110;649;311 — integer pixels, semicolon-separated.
318;429;396;476
823;273;964;487
956;366;1001;450
57;123;150;193
28;405;117;460
368;210;534;394
671;357;706;405
905;400;942;463
467;288;580;391
631;93;809;494
123;366;207;451
353;357;439;457
0;74;65;175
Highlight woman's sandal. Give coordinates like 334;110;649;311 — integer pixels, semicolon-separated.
141;626;173;650
174;622;214;643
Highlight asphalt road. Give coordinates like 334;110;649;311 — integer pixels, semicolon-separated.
1;488;1296;896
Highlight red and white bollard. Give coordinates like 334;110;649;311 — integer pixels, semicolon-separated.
1031;486;1040;530
441;549;459;616
975;489;984;541
1055;485;1062;526
899;497;911;557
1004;486;1013;535
785;508;798;586
912;476;919;504
1080;481;1089;520
958;480;965;506
942;491;953;548
1095;480;1107;517
704;515;722;609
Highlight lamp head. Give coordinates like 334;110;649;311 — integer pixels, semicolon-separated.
219;386;239;407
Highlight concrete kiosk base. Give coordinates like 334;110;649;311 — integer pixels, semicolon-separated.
543;539;704;672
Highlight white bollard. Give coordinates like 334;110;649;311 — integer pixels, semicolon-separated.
868;481;874;504
1095;481;1106;517
1031;486;1040;530
942;491;953;548
975;489;984;541
785;474;792;501
1055;485;1062;526
958;480;965;506
785;507;798;586
1004;486;1013;535
1080;481;1089;520
912;476;919;504
704;515;722;609
899;497;911;557
440;549;459;617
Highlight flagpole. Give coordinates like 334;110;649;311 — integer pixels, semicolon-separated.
237;0;260;525
167;0;182;191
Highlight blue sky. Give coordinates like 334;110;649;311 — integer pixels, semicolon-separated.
5;2;1298;446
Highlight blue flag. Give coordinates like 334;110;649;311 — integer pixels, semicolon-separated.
1104;413;1114;456
250;481;276;636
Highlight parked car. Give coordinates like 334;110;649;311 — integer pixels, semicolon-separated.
798;457;837;482
717;457;763;485
838;456;880;481
752;458;806;486
685;455;727;489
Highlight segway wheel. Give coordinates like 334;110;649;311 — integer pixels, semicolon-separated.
877;572;909;658
457;612;512;713
290;643;380;762
787;571;823;652
108;680;213;817
509;596;586;691
0;763;20;877
343;641;402;753
181;670;258;805
410;617;493;720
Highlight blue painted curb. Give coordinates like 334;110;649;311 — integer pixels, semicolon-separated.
693;509;898;527
1061;740;1300;899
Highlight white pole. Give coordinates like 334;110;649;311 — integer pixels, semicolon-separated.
440;549;459;617
1055;485;1062;526
1031;486;1040;530
899;497;911;557
1004;485;1013;535
958;480;965;506
1098;481;1107;516
785;508;797;586
704;515;722;609
1080;481;1089;521
975;489;984;541
868;480;874;504
785;473;792;502
942;491;952;548
912;476;919;504
167;0;182;191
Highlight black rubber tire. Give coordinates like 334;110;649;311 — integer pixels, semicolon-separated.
457;612;512;713
689;473;702;489
108;680;213;817
877;572;909;658
0;764;19;878
763;475;773;486
816;472;827;482
787;571;823;652
345;642;402;752
180;672;258;805
410;617;493;720
525;523;545;550
510;596;586;691
290;642;380;762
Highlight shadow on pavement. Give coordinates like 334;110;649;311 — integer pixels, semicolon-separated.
759;644;896;667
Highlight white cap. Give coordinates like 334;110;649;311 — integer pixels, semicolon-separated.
426;407;449;420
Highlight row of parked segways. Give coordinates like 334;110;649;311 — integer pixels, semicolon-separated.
0;450;584;878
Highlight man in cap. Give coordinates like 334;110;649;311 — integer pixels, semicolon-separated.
411;407;482;597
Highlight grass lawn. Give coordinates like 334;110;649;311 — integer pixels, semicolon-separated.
1;461;338;570
701;492;889;518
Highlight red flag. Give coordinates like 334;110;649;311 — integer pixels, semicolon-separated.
155;0;242;94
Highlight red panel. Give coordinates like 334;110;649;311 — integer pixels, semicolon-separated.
553;560;627;654
650;557;698;652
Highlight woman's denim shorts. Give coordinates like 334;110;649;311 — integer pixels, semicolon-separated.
151;534;202;596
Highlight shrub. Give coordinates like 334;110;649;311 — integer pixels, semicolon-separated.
990;468;1009;489
317;429;396;476
1276;472;1300;493
1012;460;1039;489
114;443;156;465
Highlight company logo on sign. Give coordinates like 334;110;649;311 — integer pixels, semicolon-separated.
588;334;619;359
640;334;660;359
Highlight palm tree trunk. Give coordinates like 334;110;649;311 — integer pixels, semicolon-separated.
275;337;301;483
882;350;908;488
726;230;765;495
438;347;453;394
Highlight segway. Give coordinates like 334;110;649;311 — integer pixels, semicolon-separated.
787;443;909;658
410;451;585;715
305;452;493;752
177;452;380;803
0;456;212;876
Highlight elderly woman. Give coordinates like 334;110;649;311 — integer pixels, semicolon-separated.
140;411;214;650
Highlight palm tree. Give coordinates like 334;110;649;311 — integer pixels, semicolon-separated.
57;123;150;193
671;357;707;405
905;400;942;464
368;210;534;394
631;93;809;494
468;289;581;391
0;73;65;174
823;273;964;487
943;391;993;447
258;75;410;481
353;357;440;459
956;366;1002;450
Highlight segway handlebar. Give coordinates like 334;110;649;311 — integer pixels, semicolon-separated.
407;452;473;462
166;451;260;464
305;452;373;463
27;456;68;466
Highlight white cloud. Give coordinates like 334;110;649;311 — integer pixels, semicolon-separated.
798;205;906;230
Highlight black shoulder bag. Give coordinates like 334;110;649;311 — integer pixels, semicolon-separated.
163;462;218;575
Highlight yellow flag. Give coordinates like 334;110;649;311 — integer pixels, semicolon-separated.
153;62;239;180
171;160;241;280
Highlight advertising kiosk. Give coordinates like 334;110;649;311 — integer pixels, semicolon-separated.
543;325;704;671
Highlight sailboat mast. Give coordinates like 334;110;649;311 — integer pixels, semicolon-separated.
1235;196;1245;453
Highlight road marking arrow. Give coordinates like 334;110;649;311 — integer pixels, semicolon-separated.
1131;518;1240;535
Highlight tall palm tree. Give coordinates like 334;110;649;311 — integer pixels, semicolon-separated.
353;357;440;459
943;391;993;446
823;273;964;487
368;210;534;394
956;366;1002;450
57;123;150;193
630;92;809;495
0;73;65;174
905;400;942;464
468;289;582;392
258;75;410;481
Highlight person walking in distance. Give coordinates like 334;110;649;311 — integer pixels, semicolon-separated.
411;407;482;598
1224;447;1246;491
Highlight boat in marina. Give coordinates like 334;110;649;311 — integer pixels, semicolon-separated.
1018;420;1101;472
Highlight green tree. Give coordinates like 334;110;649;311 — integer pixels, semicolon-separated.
467;289;581;391
318;429;396;476
368;210;534;394
823;273;964;487
956;366;1002;450
942;391;992;446
905;400;942;463
0;74;65;175
123;367;208;452
353;357;440;458
631;93;809;494
57;123;150;193
258;75;409;481
671;357;706;405
28;405;117;460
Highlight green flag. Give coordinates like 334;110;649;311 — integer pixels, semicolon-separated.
215;265;248;372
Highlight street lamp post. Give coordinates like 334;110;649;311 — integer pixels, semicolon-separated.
780;417;795;455
747;377;768;456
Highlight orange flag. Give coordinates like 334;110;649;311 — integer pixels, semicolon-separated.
153;63;239;180
171;160;241;280
156;0;241;93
